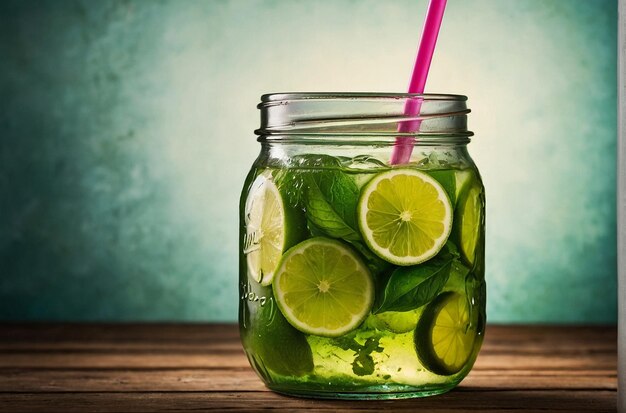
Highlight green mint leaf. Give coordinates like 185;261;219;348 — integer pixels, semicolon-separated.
347;239;393;276
273;169;305;209
439;241;461;260
374;243;460;314
351;337;383;376
451;258;471;280
273;153;346;209
332;333;361;352
331;333;383;376
334;334;384;376
303;170;361;242
428;169;457;208
309;215;390;276
306;219;326;238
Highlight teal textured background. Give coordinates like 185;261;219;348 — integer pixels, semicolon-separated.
0;0;617;322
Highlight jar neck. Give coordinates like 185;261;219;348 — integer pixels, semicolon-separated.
255;93;473;145
257;142;474;171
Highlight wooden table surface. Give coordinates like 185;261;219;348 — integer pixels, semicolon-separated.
0;324;616;412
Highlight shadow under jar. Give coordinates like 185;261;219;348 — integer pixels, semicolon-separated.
239;93;486;400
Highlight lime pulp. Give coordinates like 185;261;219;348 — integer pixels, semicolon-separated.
272;237;374;337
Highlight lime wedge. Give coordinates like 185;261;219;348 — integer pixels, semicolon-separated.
244;172;286;286
273;237;374;337
357;169;453;266
456;184;483;266
415;292;476;375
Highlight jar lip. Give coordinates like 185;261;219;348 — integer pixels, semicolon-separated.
259;92;468;106
257;92;472;139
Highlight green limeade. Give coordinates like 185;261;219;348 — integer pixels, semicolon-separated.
239;154;486;399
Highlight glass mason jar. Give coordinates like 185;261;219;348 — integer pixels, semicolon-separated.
239;93;486;399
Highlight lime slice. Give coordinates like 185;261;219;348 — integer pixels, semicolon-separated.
415;292;476;375
357;169;453;266
456;184;483;265
244;172;286;286
273;237;374;337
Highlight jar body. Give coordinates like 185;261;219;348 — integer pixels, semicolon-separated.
239;94;486;399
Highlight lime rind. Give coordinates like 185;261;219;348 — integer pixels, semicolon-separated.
414;292;477;375
357;169;453;266
244;172;286;286
457;184;482;266
273;238;374;337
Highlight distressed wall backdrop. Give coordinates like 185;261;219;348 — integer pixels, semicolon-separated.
0;0;617;322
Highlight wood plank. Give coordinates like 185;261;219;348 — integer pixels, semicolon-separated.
0;340;615;353
0;323;240;344
0;324;617;412
0;369;264;392
0;341;243;352
0;353;251;369
0;325;616;370
0;368;615;393
0;390;616;412
0;324;615;354
0;351;614;371
0;323;614;344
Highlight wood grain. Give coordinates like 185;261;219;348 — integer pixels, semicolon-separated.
0;324;616;412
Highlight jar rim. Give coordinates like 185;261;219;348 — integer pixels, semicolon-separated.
256;92;473;140
259;92;468;107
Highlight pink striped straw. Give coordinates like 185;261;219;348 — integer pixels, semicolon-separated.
390;0;447;165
